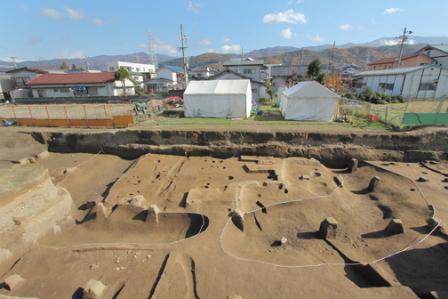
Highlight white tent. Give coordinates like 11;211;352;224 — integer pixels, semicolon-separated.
184;80;252;118
280;81;340;122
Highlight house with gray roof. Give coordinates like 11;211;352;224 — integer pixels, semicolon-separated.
353;65;448;99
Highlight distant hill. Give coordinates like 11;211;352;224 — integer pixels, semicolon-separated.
1;36;446;72
0;52;174;71
246;46;300;58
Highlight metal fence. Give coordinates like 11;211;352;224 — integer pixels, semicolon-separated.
340;98;448;128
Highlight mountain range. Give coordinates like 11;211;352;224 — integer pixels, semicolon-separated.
1;36;447;72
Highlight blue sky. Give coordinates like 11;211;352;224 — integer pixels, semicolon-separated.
1;0;447;61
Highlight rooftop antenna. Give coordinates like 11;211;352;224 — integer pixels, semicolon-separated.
10;56;18;68
178;24;189;87
397;27;413;67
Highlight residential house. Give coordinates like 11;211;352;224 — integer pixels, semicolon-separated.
367;54;433;71
353;65;448;99
145;78;177;93
0;73;13;100
6;67;47;88
339;64;362;77
25;72;135;99
415;45;448;68
108;61;156;88
209;69;266;100
190;66;214;80
222;58;266;82
145;65;185;93
270;65;308;89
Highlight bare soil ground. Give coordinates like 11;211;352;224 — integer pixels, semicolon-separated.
0;131;447;299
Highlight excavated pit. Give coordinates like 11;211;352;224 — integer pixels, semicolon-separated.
0;128;447;299
42;207;209;248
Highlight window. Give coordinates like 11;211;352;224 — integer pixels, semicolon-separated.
73;86;88;96
243;68;255;75
88;87;98;95
379;83;394;90
419;82;437;91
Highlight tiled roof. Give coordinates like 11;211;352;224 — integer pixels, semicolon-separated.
27;72;116;86
368;54;429;66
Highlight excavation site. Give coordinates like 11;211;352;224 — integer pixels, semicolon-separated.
0;127;447;299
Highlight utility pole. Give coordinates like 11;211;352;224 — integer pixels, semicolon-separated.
397;27;413;67
10;56;18;68
179;24;189;87
84;56;90;71
299;48;304;65
328;41;336;74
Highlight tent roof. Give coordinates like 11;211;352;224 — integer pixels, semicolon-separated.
184;79;250;95
282;81;340;99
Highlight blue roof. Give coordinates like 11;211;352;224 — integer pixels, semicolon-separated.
160;65;184;73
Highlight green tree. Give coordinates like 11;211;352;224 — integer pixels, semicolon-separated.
71;64;77;71
316;73;326;85
60;61;68;71
115;67;130;96
307;59;321;80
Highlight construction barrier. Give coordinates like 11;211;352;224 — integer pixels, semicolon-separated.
0;104;135;128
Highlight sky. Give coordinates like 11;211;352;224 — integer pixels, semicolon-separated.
0;0;447;61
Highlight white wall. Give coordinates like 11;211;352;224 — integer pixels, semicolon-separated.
109;61;156;73
184;94;250;118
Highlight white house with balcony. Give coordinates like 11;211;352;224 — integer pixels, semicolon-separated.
108;61;156;88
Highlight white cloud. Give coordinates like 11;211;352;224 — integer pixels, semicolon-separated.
339;24;352;31
147;39;177;55
188;0;201;13
65;7;82;20
224;37;231;43
311;35;325;42
221;44;242;54
263;9;307;24
93;18;104;26
40;8;63;19
281;27;293;40
199;39;212;46
60;50;85;59
40;7;84;21
384;8;400;15
382;38;415;46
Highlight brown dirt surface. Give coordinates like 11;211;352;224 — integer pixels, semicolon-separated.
0;131;447;299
